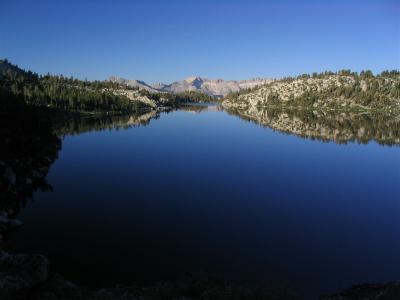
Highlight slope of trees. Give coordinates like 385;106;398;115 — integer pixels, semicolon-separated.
224;69;400;111
0;59;146;113
292;71;400;108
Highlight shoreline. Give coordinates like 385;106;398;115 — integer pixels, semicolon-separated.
0;251;399;300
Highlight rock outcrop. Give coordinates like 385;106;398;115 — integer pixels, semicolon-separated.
111;89;161;108
0;252;50;300
222;72;400;112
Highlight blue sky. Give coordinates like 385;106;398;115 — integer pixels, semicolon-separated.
1;0;399;83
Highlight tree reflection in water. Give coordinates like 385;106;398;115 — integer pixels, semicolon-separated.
0;107;161;244
0;109;61;243
2;103;398;244
225;106;400;145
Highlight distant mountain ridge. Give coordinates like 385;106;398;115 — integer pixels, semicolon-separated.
109;76;272;98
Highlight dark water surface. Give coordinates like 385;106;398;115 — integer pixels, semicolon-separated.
5;105;400;299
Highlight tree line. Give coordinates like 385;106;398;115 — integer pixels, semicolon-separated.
0;59;147;113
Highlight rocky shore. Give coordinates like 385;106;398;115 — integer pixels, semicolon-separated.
320;282;400;300
1;252;399;300
0;252;297;300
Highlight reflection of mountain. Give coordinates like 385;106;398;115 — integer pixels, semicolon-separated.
0;109;61;243
179;103;222;114
226;106;400;145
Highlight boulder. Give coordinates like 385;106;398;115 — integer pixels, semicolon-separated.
0;252;49;287
0;273;29;300
34;274;82;300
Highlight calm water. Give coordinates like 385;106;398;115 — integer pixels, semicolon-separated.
5;105;400;299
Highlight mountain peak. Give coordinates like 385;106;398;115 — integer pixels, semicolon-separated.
184;76;203;83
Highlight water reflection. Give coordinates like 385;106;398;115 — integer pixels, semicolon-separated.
1;104;399;299
0;109;164;243
2;104;398;242
0;110;61;243
54;104;222;137
180;102;223;113
225;106;400;145
2;104;399;244
54;110;160;136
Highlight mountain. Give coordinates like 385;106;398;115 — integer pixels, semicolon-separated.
161;77;272;98
109;76;272;98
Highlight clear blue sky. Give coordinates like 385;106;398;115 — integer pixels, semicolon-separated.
1;0;399;83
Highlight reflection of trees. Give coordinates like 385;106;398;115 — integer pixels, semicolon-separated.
0;107;163;242
0;109;61;242
52;104;221;136
226;106;400;145
53;110;159;136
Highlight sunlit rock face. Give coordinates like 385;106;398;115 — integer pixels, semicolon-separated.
224;106;400;145
225;76;357;106
222;73;400;111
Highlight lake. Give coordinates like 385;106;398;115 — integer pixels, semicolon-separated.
3;104;400;299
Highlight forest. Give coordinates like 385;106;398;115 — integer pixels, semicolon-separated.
0;59;148;113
